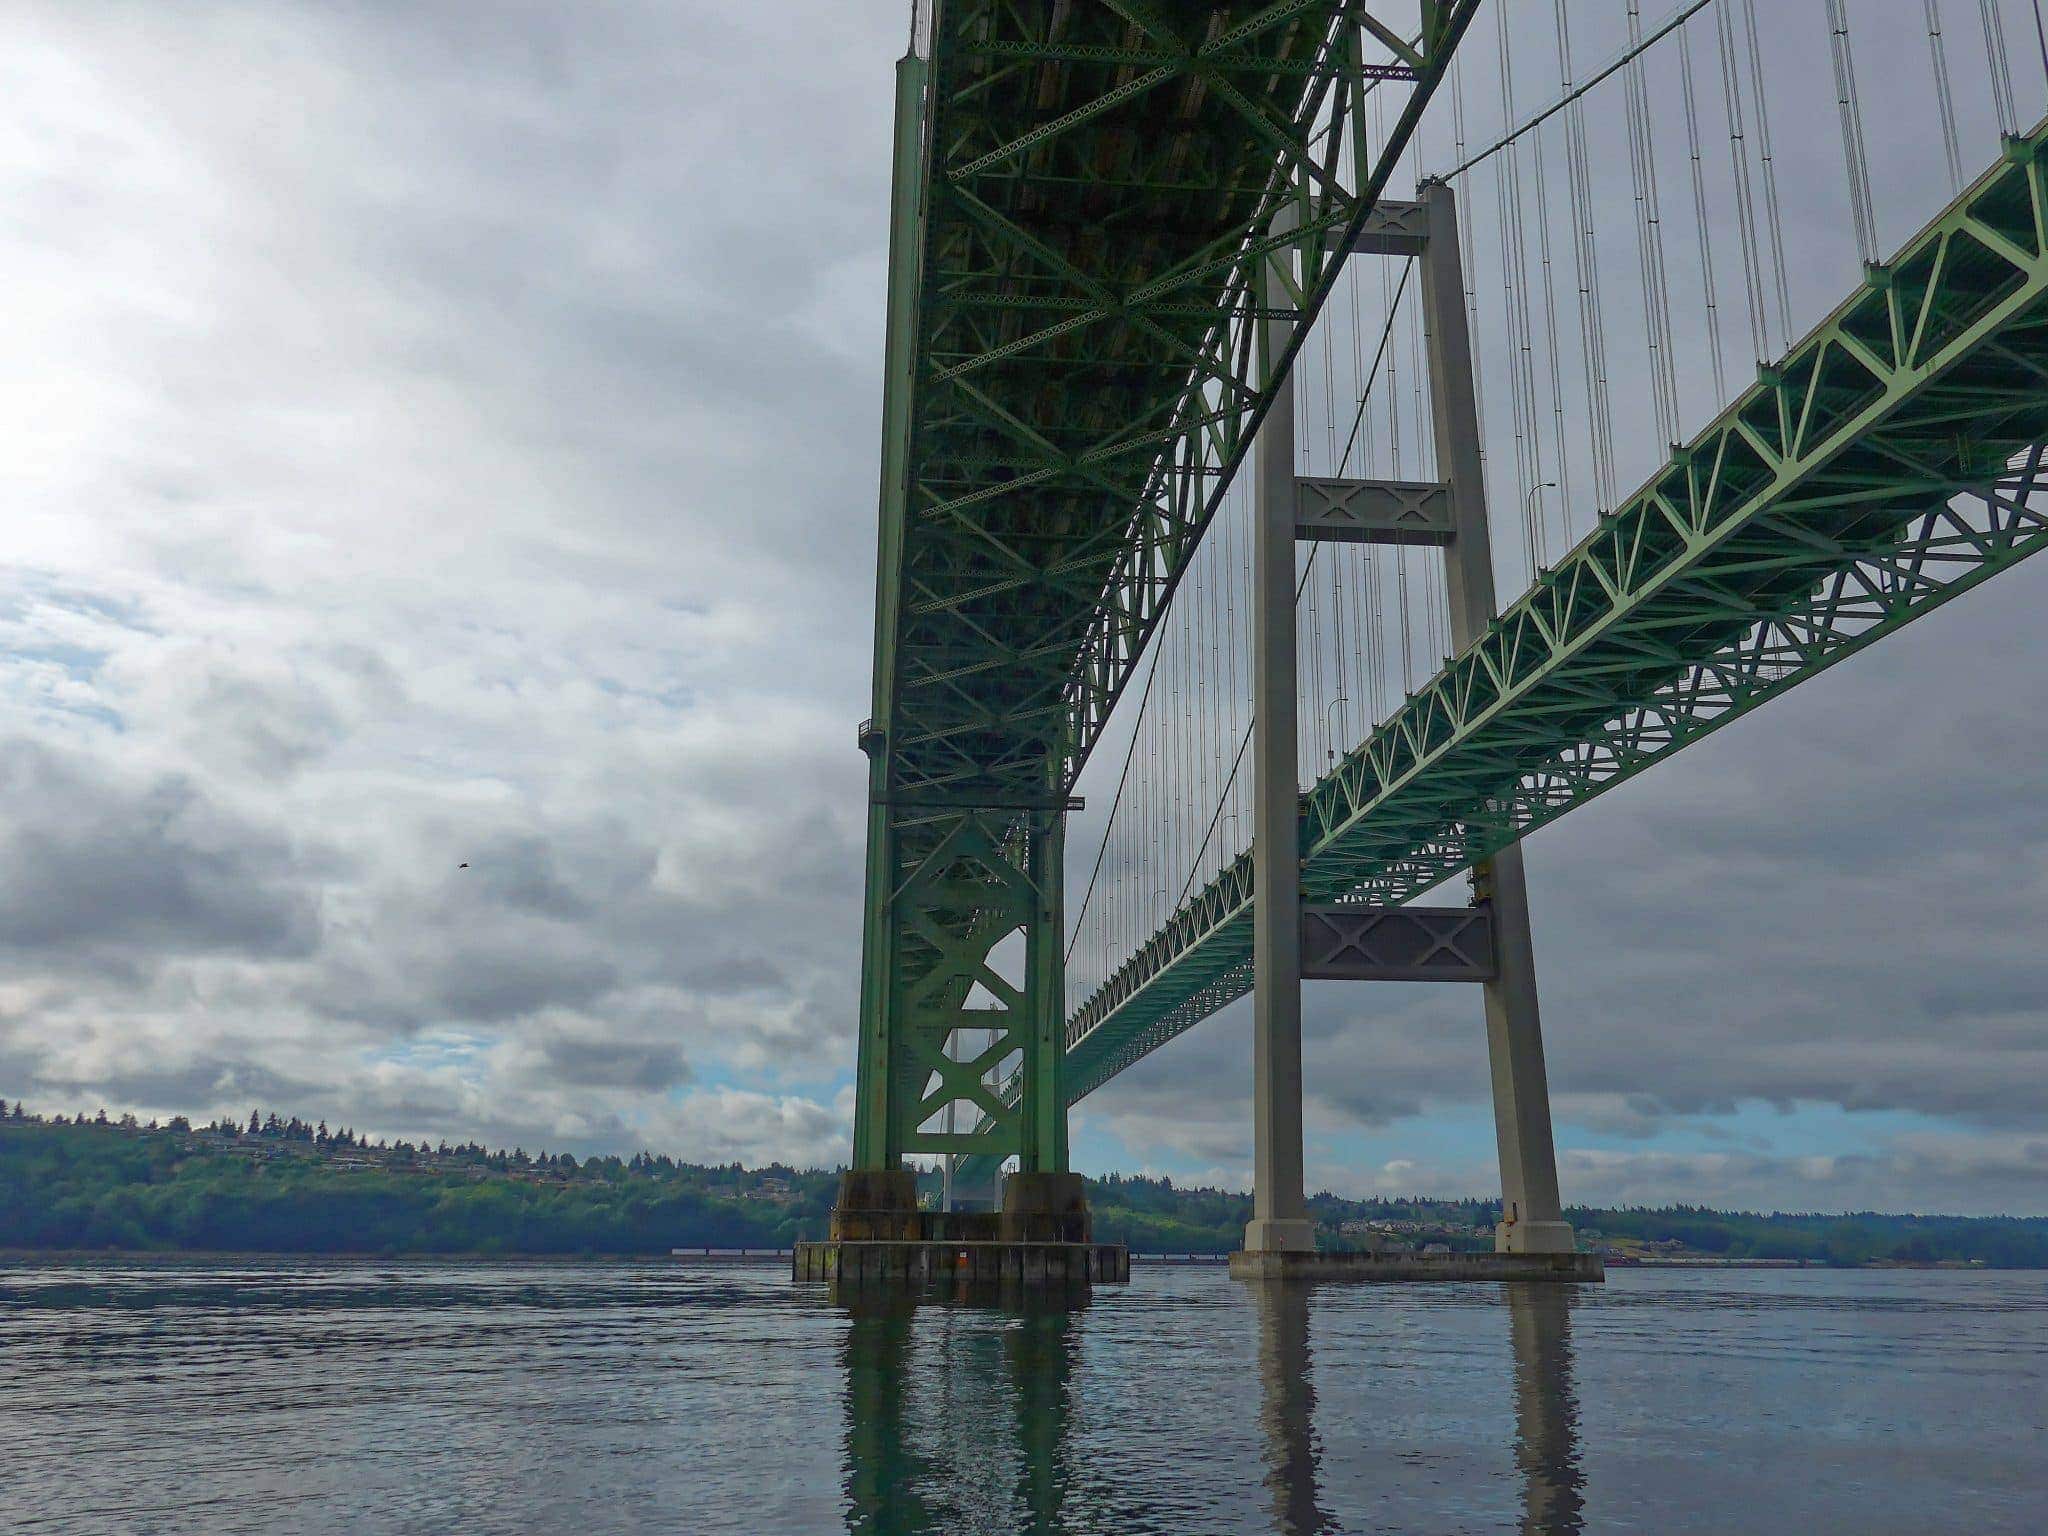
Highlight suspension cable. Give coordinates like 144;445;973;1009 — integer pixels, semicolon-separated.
1744;0;1795;346
1437;0;1715;183
1623;1;1681;445
1826;0;1881;267
1065;641;1164;963
1494;4;1543;576
1926;0;1967;192
1981;0;2021;136
1716;1;1771;363
1557;0;1617;511
1176;249;1415;902
1679;18;1726;407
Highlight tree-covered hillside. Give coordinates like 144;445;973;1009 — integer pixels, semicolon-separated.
0;1105;833;1254
3;1104;2045;1265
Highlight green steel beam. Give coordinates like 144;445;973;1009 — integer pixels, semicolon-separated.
855;1;1479;1173
1065;122;2048;1102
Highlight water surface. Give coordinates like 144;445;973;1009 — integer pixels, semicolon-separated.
4;1259;2042;1533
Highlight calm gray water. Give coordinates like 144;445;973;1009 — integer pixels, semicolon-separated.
3;1259;2043;1534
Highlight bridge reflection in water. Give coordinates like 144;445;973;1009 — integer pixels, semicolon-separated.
840;1298;1080;1534
1253;1285;1583;1536
836;1285;1582;1535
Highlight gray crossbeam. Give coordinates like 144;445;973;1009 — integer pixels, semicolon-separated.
1295;477;1454;545
1321;198;1428;255
1300;904;1496;982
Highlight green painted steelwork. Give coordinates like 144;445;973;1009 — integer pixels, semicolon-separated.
1066;122;2048;1101
855;2;1479;1171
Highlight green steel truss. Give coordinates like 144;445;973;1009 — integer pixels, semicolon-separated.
855;1;1480;1170
1064;121;2048;1102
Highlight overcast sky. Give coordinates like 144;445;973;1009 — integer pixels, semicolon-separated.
3;1;2047;1216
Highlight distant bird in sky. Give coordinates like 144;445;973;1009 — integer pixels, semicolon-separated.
458;863;469;869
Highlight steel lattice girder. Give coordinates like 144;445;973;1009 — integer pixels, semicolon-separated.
1062;121;2048;1103
887;0;1476;806
856;1;1480;1171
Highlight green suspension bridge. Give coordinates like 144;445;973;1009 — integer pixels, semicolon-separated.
846;0;2048;1248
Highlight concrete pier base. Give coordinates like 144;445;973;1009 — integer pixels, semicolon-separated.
795;1238;1129;1290
1497;1218;1579;1255
795;1169;1129;1298
1243;1217;1318;1254
1229;1249;1604;1283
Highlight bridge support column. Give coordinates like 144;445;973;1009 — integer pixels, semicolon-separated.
1420;179;1575;1255
824;46;1125;1294
1245;207;1316;1257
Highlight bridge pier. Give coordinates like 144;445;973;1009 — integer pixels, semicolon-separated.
796;1169;1128;1297
1236;179;1586;1277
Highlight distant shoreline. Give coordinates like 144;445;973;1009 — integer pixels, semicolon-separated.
9;1116;2047;1268
0;1247;2030;1271
0;1247;702;1264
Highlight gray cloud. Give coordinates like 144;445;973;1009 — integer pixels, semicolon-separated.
0;737;319;961
0;0;886;1162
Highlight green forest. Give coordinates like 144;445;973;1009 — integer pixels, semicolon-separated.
4;1106;2045;1265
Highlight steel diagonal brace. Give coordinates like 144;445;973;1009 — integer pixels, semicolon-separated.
949;65;1182;182
932;191;1277;397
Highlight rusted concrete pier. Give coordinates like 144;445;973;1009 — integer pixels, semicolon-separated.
795;1170;1128;1297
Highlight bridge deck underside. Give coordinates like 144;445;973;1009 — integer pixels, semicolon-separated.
885;2;1352;1131
895;1;1398;804
1063;123;2048;1103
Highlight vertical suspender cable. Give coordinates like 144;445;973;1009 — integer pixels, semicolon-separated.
1981;0;2020;136
1175;550;1192;889
1220;489;1237;874
1678;20;1726;406
1193;550;1204;872
1743;0;1795;347
1306;528;1325;775
1926;0;1966;192
1329;545;1347;762
1496;4;1547;576
1411;135;1432;484
1383;86;1416;683
1451;53;1494;568
1139;647;1153;933
1716;1;1771;363
1556;0;1617;513
1528;112;1573;558
1064;634;1165;965
1623;1;1681;445
1825;0;1880;267
1348;263;1366;424
1322;290;1339;473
